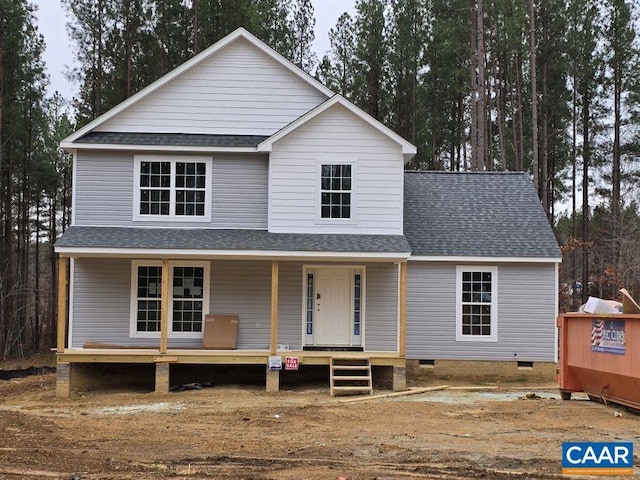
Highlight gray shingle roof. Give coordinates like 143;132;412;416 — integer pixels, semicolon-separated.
55;227;411;254
404;171;561;258
76;132;269;147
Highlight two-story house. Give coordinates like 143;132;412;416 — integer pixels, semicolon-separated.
54;28;561;397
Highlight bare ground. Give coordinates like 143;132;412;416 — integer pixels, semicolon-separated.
0;372;638;479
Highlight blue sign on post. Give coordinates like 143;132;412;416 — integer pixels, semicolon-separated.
562;442;634;475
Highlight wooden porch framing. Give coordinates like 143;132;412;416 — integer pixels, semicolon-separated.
55;257;408;397
56;349;405;368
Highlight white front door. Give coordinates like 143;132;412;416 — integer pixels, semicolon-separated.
314;267;351;345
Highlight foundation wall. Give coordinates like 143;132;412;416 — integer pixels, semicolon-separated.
407;359;557;383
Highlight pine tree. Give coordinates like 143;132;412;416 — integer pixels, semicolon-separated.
537;0;571;222
567;0;606;303
603;0;636;266
0;0;50;358
387;0;427;145
290;0;316;72
104;0;147;100
316;12;356;97
353;0;388;120
422;0;468;170
63;0;111;122
469;0;486;171
150;0;193;76
253;0;294;59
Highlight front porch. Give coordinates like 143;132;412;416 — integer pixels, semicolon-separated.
55;348;407;397
55;255;408;397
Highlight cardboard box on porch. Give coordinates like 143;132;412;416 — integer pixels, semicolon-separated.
203;314;239;350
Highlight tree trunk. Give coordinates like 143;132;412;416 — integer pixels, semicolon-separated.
514;57;525;171
612;7;621;268
469;0;478;170
540;0;549;217
530;0;539;194
35;199;40;351
581;85;590;304
476;0;486;171
494;49;507;170
0;10;4;352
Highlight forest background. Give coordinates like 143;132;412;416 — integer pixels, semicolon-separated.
0;0;639;359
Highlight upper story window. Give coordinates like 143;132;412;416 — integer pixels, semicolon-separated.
455;266;498;342
134;155;211;221
321;164;351;219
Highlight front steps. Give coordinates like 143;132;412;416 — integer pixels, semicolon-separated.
330;357;373;396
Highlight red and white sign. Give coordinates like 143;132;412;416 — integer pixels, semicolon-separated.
284;356;299;370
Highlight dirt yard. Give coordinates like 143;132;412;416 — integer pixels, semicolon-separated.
0;371;638;479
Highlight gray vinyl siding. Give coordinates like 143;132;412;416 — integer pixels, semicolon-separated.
74;151;134;227
74;150;268;229
211;157;268;228
277;262;304;350
269;104;404;235
210;260;271;349
71;258;132;348
365;264;399;351
95;38;327;136
71;258;201;348
70;259;399;352
406;262;557;362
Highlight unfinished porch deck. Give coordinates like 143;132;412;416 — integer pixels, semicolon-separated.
55;348;407;397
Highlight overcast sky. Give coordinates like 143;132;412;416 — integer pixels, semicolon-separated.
32;0;355;100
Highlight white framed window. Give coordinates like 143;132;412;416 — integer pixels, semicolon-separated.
133;155;212;221
316;161;356;223
130;260;210;338
455;266;498;342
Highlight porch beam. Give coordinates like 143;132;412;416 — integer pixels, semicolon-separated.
270;261;279;355
160;259;169;354
399;261;407;357
56;256;69;353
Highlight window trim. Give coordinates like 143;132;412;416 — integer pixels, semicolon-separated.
130;260;210;339
133;155;212;222
315;160;357;225
455;265;498;342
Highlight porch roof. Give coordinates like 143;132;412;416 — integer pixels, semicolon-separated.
54;226;412;259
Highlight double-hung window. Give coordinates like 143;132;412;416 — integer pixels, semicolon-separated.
134;155;211;221
320;164;352;219
456;266;498;342
130;260;210;338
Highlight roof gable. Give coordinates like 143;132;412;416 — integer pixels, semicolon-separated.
62;28;333;146
404;171;561;260
258;95;417;160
